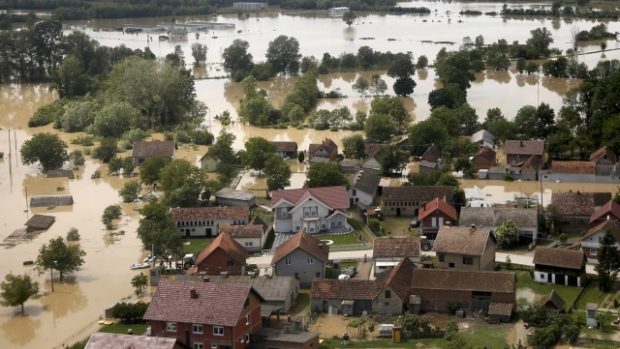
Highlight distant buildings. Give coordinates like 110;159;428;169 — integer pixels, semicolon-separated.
200;153;221;172
577;200;620;260
347;169;381;207
328;7;349;17
233;2;268;11
550;191;611;233
471;129;495;149
504;140;544;166
472;146;496;171
381;186;454;217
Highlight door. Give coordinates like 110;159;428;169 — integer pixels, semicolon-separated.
431;217;437;227
396;208;401;216
206;228;212;237
185;229;190;238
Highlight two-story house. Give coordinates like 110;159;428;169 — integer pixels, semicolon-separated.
550;192;611;233
271;232;329;287
308;138;339;163
271;186;349;234
189;232;248;275
171;207;250;238
372;236;420;275
433;225;496;271
577;200;620;260
504;140;544;166
381;186;454;217
459;207;538;242
417;197;458;240
132;140;175;165
144;280;263;349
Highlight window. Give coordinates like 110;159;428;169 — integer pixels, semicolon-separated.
463;256;473;265
352;189;357;196
192;324;203;334
591;248;598;256
194;343;204;349
385;290;391;299
245;314;250;326
213;326;224;336
245;241;253;247
166;322;177;332
285;258;292;265
448;262;455;268
438;254;445;262
316;272;321;277
308;258;314;264
211;345;218;349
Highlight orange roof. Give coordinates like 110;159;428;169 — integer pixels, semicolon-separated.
590;146;617;162
551;161;596;175
589;200;620;224
418;197;458;221
195;232;247;265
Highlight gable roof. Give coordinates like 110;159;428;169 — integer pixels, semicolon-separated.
551;161;596;175
433;226;494;256
590;200;620;224
540;290;565;310
200;152;220;162
272;232;329;265
219;224;264;239
311;279;379;300
373;236;420;259
551;192;612;216
170;207;249;222
364;143;389;158
590;146;617;163
471;129;495;144
85;333;178;349
309;138;338;160
504;140;544;156
143;279;262;327
421;144;441;163
488;302;514;317
473;146;496;162
533;247;585;270
459;207;538;228
418;197;458;222
352;169;381;195
362;157;382;171
410;269;515;293
270;186;349;210
270;141;298;153
382;186;454;204
196;232;248;265
132;140;175;158
579;219;620;243
378;258;416;301
518;154;542;172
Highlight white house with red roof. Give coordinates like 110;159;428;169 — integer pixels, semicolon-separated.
271;186;350;234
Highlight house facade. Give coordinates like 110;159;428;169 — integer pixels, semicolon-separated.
144;280;263;349
551;192;612;233
348;169;381;207
272;232;330;287
533;247;586;287
220;223;266;252
308;138;338;163
381;186;454;217
590;146;617;176
504;140;544;166
271;186;349;234
578;220;620;260
132;140;175;165
171;207;250;238
200;153;221;172
418;197;458;240
372;236;420;275
191;232;248;275
433;226;496;271
270;141;298;159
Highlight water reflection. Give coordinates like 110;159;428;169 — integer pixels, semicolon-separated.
1;314;41;346
39;281;88;319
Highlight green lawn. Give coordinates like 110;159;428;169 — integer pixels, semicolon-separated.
319;338;444;349
289;290;310;316
515;271;582;311
338;260;359;270
380;217;414;237
460;323;509;349
98;322;149;335
575;280;612;310
316;233;363;245
182;238;212;255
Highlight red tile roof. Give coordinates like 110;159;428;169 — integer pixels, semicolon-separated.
170;207;249;222
551;192;612;216
85;333;178;349
580;219;620;243
589;200;620;224
378;258;416;301
308;138;338;160
220;224;264;239
196;232;248;265
551;161;596;175
311;279;379;300
270;186;349;210
410;269;515;293
590;146;617;163
504;140;544;156
271;232;329;265
143;279;261;327
270;141;298;153
372;236;420;259
418;197;458;222
433;226;494;256
533;247;585;270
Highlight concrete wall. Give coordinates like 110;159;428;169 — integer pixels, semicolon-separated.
437;253;484;271
274;249;325;287
349;188;374;207
375;286;404;315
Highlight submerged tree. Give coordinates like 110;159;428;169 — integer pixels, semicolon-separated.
0;274;39;314
342;11;357;26
21;133;69;171
36;237;86;281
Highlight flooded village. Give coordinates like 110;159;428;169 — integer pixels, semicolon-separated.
1;1;620;349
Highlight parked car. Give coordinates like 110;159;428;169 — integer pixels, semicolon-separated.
409;218;420;228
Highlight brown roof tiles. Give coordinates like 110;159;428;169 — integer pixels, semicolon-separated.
270;141;298;153
195;232;248;265
132;140;175;159
504;140;544;156
410;269;515;293
433;226;494;256
551;192;612;217
373;236;420;259
418;197;458;222
533;247;585;270
309;138;338;160
589;200;620;224
219;224;264;239
590;146;617;163
272;232;329;265
379;258;416;301
271;186;349;210
170;207;249;222
551;161;596;175
382;186;454;204
311;279;379;300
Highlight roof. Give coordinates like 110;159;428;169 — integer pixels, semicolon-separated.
352;169;381;195
362;157;382;171
590;146;617;163
270;141;298;153
519;154;542;172
410;269;515;293
199;275;298;303
433;226;494;256
308;138;338;160
29;195;73;207
132;140;175;158
382;186;454;204
540;290;565;310
215;188;256;202
551;161;596;175
473;146;496;162
255;327;319;344
373;236;420;259
270;186;349;210
200;152;220;162
419;160;438;169
143;279;262;327
25;214;55;230
418;197;458;222
195;232;248;265
364;143;389;158
579;219;620;243
589;200;620;224
533;247;585;270
459;207;538;228
85;333;177;349
504;140;544;156
378;258;416;301
421;144;441;163
220;224;264;239
272;232;329;264
311;279;379;300
551;192;612;216
170;207;249;221
341;159;361;172
471;129;495;144
488;302;514;317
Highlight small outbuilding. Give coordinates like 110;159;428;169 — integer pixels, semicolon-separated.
25;214;55;232
215;188;256;208
29;195;74;208
540;290;565;312
533;247;586;287
487;302;513;323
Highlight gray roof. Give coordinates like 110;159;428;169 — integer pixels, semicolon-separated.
215;188;256;201
459;207;538;228
199;275;298;303
30;195;74;207
132;140;175;158
419;160;438;169
25;214;55;230
362;157;381;171
471;129;495;144
353;169;381;196
382;186;454;204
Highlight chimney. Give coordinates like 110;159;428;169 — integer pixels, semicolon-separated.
202;276;210;283
190;288;198;299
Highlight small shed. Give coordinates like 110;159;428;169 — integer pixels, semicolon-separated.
487;302;513;323
46;169;74;178
215;188;256;208
30;195;74;208
540;290;565;312
25;214;55;232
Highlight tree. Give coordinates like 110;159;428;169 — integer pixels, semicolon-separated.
342;135;366;159
0;274;39;314
131;273;148;296
140;156;171;187
298;151;305;163
93;102;143;138
21;133;68;171
526;27;554;57
393;77;416;97
102;204;122;230
122;157;135;177
352;77;369;96
120;180;141;203
409;118;449;155
416;55;428;69
495;220;519;249
191;43;207;65
379;145;408;175
369;74;388;96
342;11;357;26
51;54;92;98
428;84;466;110
306;162;348;187
108;156;122;175
36;237;86;281
244;137;276;172
70;150;84;166
365;113;394;143
266;35;301;75
264;156;291;193
66;227;80;242
388;54;416;96
435;51;475;91
595;231;620;292
93;138;118;163
222;39;254;81
209;130;236;164
371;96;410;132
137;201;180;256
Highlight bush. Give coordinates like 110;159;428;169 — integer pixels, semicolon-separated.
119;181;141;203
175;130;191;144
66;227;80;241
121;129;149;150
190;129;214;145
92;138;118;163
102;204;122;229
71;135;94;146
91;170;101;179
29;100;64;127
111;302;149;323
70;150;85;166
